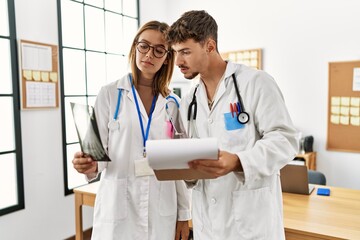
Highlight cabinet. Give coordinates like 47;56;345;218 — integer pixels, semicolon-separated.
295;152;316;170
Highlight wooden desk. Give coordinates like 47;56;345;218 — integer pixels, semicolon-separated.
73;181;99;240
74;182;360;240
296;152;316;170
284;185;360;239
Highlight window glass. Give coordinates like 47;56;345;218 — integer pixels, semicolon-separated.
104;0;121;13
86;51;106;95
123;0;138;18
123;17;138;55
85;5;105;52
105;11;123;54
0;39;12;94
0;0;24;217
106;54;128;83
63;48;86;95
61;0;84;49
0;153;17;209
0;0;9;36
84;0;102;8
88;96;96;106
0;97;15;152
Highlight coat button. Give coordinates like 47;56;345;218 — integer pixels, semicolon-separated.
208;118;213;124
211;198;216;204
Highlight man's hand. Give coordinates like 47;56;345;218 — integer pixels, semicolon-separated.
175;220;190;240
188;150;242;178
72;151;97;174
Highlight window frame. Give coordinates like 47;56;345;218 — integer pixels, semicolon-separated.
57;0;139;195
0;0;25;217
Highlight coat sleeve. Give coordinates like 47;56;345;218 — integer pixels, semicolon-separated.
175;180;192;221
235;71;299;184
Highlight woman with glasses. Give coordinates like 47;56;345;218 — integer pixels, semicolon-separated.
72;21;191;240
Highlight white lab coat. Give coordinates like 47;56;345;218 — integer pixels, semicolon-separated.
180;62;298;240
89;74;191;240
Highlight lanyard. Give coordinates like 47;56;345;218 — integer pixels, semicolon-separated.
130;77;157;157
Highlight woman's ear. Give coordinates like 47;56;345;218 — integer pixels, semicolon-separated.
163;59;168;65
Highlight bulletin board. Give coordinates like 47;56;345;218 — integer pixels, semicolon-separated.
327;61;360;153
221;48;262;70
19;39;59;109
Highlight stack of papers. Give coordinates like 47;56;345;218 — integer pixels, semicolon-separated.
146;138;218;180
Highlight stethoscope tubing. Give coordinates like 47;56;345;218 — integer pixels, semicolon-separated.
231;73;249;123
188;73;250;125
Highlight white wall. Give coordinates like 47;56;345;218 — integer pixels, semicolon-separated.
1;0;359;239
141;0;360;190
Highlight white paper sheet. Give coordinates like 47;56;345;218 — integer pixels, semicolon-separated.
147;138;218;170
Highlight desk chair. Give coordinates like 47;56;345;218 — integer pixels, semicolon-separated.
308;170;326;185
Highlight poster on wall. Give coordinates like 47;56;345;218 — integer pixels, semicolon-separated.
19;39;59;109
327;61;360;153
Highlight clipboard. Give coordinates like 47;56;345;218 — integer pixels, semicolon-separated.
153;169;215;181
147;138;218;181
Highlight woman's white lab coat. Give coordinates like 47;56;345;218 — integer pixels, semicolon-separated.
180;62;298;240
89;74;191;240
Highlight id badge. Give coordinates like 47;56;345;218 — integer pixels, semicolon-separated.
224;112;245;130
134;158;154;177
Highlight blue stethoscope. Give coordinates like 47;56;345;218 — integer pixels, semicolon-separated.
112;87;180;121
188;73;249;127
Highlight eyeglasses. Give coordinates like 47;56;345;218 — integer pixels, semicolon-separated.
136;42;169;58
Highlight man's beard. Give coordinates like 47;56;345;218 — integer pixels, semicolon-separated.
184;72;199;80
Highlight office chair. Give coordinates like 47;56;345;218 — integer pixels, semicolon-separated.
308;170;326;185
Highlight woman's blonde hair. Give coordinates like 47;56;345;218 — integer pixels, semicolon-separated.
128;21;174;97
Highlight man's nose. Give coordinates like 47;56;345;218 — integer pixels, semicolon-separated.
175;55;183;66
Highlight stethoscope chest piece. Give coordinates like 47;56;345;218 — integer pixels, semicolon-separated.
108;120;120;131
237;112;249;124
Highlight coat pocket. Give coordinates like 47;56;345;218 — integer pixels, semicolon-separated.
232;187;275;239
96;178;127;222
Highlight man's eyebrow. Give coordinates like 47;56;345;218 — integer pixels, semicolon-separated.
172;47;190;53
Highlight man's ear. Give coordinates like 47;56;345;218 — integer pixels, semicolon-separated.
207;39;216;53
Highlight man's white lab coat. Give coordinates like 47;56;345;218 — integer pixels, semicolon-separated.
180;62;298;240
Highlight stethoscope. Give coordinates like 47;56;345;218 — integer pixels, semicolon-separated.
110;81;181;133
231;74;250;124
187;73;249;135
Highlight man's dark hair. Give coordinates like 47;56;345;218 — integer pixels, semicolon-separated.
166;10;218;47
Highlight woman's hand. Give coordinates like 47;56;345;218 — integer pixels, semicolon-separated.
72;151;97;174
175;220;190;240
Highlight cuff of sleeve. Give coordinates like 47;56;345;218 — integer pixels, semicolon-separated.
234;151;251;184
85;171;100;182
177;209;192;221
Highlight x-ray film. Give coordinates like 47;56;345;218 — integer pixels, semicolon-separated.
70;102;111;161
